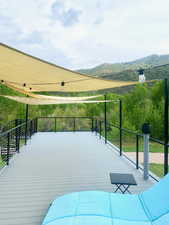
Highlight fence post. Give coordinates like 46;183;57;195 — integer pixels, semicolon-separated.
164;78;169;175
136;135;139;169
7;133;10;165
142;123;150;180
119;99;122;156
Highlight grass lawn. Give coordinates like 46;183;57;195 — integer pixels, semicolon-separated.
0;157;6;168
149;163;166;177
122;142;163;153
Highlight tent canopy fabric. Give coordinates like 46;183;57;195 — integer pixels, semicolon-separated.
0;43;138;93
0;95;114;105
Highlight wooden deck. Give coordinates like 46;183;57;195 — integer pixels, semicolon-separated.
0;132;154;225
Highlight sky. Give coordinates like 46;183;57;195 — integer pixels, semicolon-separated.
0;0;169;69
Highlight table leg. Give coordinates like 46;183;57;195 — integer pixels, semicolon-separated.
114;184;131;194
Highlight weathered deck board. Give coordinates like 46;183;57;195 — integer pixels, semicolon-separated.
0;132;154;225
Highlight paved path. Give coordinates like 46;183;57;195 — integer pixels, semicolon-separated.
0;132;154;225
125;152;164;164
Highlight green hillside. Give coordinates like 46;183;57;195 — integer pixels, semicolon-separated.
77;54;169;81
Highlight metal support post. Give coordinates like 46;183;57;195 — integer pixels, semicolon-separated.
136;135;139;169
142;123;150;180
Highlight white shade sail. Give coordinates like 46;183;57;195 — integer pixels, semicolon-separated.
0;95;114;105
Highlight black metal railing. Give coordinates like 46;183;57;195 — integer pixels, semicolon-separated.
0;119;37;169
37;117;94;132
94;117;167;180
1;115;167;180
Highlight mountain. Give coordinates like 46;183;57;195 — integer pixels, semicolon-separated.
77;54;169;81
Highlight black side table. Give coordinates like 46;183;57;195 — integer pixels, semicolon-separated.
109;173;137;194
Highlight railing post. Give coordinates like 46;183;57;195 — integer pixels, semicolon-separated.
55;118;56;132
95;119;97;135
142;123;150;180
30;120;32;137
25;104;29;145
73;118;76;132
15;119;19;153
18;125;21;153
119;99;122;156
33;119;35;134
36;118;38;132
104;94;107;144
136;135;139;169
164;78;169;175
6;133;10;165
91;118;94;132
99;121;102;139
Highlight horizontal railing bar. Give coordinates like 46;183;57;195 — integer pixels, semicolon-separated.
38;116;93;119
149;137;165;145
0;119;34;137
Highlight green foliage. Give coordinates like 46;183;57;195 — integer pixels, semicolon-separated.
0;79;167;142
149;163;164;177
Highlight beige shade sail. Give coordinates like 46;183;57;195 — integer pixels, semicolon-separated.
0;95;115;105
0;43;138;93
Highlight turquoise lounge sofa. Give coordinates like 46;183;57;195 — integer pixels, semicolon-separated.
42;174;169;225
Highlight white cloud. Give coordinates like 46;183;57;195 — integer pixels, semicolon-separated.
0;0;169;69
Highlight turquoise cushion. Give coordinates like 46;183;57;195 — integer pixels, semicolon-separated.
42;191;112;225
153;212;169;225
42;174;169;225
42;191;149;225
110;193;149;221
140;174;169;221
